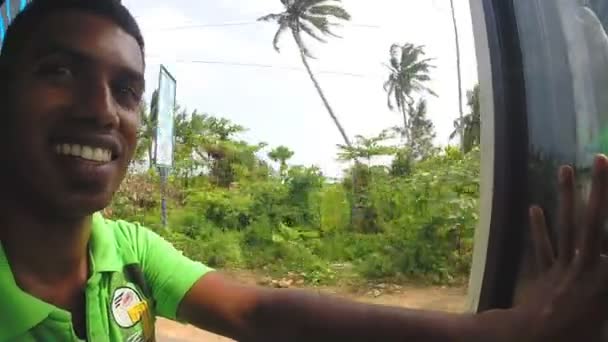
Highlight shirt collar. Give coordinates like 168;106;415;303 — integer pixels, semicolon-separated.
90;212;122;273
0;212;122;339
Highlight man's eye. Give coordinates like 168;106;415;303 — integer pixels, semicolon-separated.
115;82;142;106
37;64;73;79
119;85;139;99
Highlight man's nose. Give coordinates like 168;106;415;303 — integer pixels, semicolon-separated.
76;77;120;129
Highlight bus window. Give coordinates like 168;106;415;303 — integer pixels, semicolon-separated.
470;0;608;314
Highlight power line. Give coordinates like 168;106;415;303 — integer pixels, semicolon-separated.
143;21;382;32
145;56;385;79
144;21;258;31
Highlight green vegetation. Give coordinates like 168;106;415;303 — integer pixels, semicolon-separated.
108;108;481;285
108;1;482;286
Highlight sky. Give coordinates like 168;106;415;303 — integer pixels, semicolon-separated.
121;0;479;178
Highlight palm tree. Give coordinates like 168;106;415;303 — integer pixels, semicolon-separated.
383;43;436;143
258;0;353;149
450;0;465;151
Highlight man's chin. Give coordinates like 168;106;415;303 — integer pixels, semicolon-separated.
8;170;119;220
45;193;114;219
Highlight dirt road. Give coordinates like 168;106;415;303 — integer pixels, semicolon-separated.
155;272;468;342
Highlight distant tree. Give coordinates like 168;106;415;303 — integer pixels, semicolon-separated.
171;111;267;187
259;0;354;150
132;101;150;166
451;84;480;153
337;130;396;233
136;90;159;169
337;130;397;166
268;146;295;178
384;43;436;143
284;165;324;226
407;99;436;160
390;149;413;177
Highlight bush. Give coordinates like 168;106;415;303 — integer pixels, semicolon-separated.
186;187;253;230
112;142;481;285
314;185;351;234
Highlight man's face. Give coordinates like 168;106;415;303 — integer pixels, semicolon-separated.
3;10;145;219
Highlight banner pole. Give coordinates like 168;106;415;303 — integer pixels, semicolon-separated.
158;166;169;227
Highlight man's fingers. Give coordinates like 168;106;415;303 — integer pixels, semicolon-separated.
530;206;555;271
581;155;608;265
557;166;576;265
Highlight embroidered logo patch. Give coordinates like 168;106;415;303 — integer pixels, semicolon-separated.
111;287;144;328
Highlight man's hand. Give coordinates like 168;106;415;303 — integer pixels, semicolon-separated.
516;155;608;341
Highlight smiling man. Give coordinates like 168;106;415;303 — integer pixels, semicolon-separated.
2;1;608;342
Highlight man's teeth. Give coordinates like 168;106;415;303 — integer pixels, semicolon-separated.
54;144;112;162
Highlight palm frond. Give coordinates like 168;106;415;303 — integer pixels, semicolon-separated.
257;13;285;22
309;5;351;21
415;99;427;113
400;47;423;68
412;81;438;98
449;130;458;140
395;91;405;111
321;23;344;39
383;62;399;76
404;61;435;77
389;46;401;69
298;20;328;43
302;13;345;39
300;0;334;10
450;115;472;140
383;78;394;92
301;14;331;34
272;21;290;52
385;82;396;110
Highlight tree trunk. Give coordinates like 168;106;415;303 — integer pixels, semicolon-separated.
401;102;411;144
292;31;353;149
450;0;465;151
291;30;362;231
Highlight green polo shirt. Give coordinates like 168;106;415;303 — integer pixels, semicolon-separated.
0;213;213;342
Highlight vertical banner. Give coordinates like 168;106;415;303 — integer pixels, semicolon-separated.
155;65;176;168
154;65;176;227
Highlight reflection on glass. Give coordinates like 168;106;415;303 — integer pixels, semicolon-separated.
559;1;608;169
512;0;608;305
514;0;608;210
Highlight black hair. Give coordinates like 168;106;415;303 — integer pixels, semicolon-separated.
1;0;144;60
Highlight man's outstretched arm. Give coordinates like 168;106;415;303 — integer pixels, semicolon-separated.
178;155;608;342
180;272;518;341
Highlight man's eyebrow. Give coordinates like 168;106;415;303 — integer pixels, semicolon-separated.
33;42;97;67
32;42;145;88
